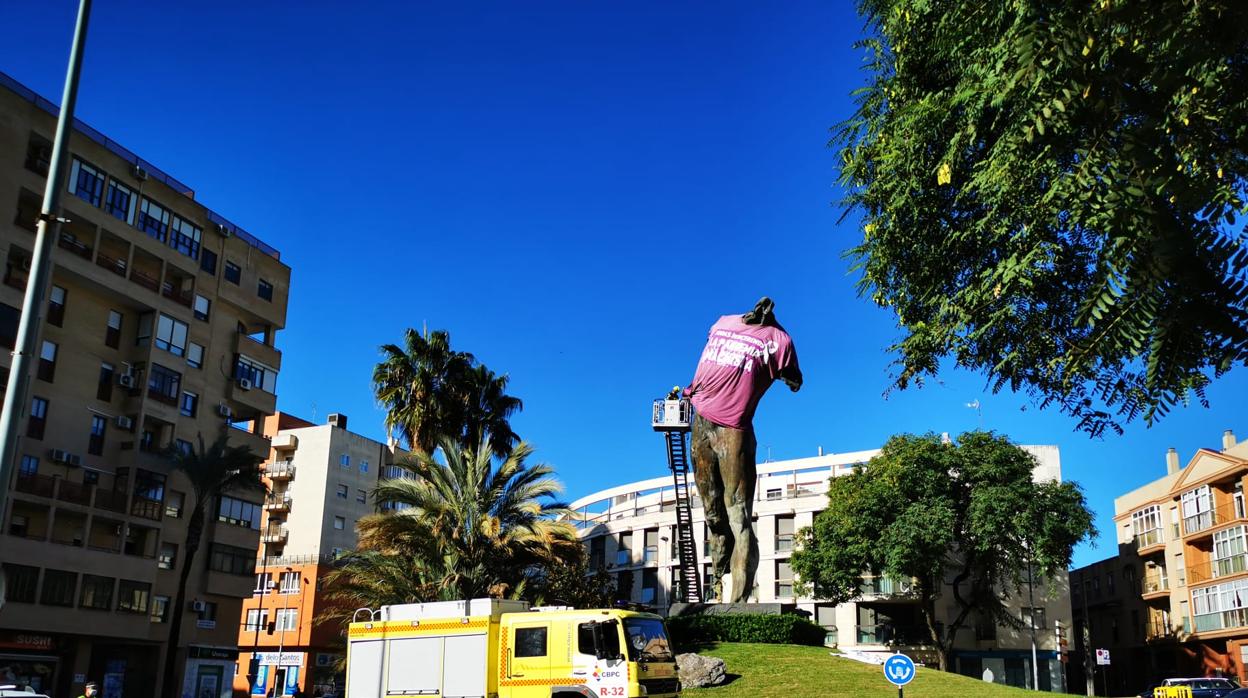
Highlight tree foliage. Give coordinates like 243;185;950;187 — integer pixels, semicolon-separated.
159;436;265;698
839;0;1248;436
790;431;1095;671
373;328;522;456
326;437;579;613
530;544;618;609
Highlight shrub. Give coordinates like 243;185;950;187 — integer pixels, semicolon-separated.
667;612;827;650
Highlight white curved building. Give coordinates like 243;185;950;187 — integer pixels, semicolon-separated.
565;443;1072;690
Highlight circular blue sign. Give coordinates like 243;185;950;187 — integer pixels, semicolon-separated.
883;653;916;686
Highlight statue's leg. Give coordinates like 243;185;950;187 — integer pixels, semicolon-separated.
691;414;733;590
722;425;758;604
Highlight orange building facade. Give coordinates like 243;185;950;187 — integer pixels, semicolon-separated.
233;412;400;698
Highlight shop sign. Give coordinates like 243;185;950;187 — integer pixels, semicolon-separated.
255;652;302;667
0;632;55;651
189;647;239;660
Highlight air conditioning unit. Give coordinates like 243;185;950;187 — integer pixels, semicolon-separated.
118;374;136;389
131;165;149;181
50;449;69;463
115;415;134;430
191;600;207;612
217;223;232;238
216;404;232;419
237;378;252;391
66;453;82;467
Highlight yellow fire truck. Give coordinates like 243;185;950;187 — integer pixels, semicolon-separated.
345;599;680;698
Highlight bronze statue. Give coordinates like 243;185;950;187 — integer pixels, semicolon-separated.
684;297;802;603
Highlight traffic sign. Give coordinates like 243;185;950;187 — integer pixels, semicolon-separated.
1095;648;1111;666
884;653;917;687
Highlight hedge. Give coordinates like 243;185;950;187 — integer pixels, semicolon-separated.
666;612;827;649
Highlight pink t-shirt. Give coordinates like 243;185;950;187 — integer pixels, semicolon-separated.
686;315;799;430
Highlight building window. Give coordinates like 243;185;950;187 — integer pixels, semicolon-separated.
47;285;66;326
275;608;298;631
1183;485;1214;534
357;489;367;503
336;484;348;499
359;460;369;474
254;572;273;594
169;215;201;259
258;279;273;301
88;415;106;456
245;608;269;632
193;295;211;322
69;158;106;207
209;543;255;575
24;132;51;175
18;455;38;476
515;627;548;658
1022;607;1047;632
155;314;189;356
1213;526;1248;578
2;564;39;604
131;469;166;520
105;178;135;224
224;261;241;285
165;490;184;518
40;569;77;607
218;495;261;529
175;439;192;456
27;397;48;439
775;560;794;597
180;391;198;418
150;595;170;623
158;542;177;570
199;601;218;622
333;516;345;530
775;515;795;552
234;357;273;392
187;342;204;369
339;454;350;468
279;571;300;594
97;362;114;402
1132;505;1164;548
36;341;56;382
138;197;170;242
200;248;217;275
79;574;114;610
0;302;19;350
106;310;122;348
117;579;151;613
147;363;181;404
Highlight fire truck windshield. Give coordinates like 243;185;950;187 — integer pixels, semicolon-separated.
623;618;673;661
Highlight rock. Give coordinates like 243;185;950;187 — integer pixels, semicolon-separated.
676;653;727;688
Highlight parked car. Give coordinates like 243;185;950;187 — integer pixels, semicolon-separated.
1156;677;1238;698
1225;686;1248;698
0;686;50;698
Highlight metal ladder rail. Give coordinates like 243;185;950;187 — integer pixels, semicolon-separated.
665;430;703;602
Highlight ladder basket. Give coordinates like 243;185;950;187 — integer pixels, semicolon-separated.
652;398;693;431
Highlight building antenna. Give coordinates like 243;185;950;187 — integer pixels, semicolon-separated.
310;400;318;423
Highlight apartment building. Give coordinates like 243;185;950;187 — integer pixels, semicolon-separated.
0;71;290;698
1105;428;1248;689
566;444;1072;691
1068;554;1152;696
236;412;404;698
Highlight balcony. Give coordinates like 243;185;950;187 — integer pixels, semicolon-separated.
856;624;928;646
261;525;288;544
264;494;291;513
1187;555;1248;586
1135;527;1165;553
1184;500;1247;538
235;332;282;372
58;230;93;260
13;473;55;498
859;575;918;599
1142;575;1171;599
229;377;277;416
1194;608;1248;634
266;460;295;480
270;433;298;451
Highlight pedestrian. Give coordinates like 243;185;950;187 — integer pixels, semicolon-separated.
78;681;98;698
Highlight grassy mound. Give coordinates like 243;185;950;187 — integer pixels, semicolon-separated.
683;643;1069;698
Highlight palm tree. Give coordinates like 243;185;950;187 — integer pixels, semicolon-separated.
462;364;523;458
159;436;265;698
373;328;475;455
358;437;579;600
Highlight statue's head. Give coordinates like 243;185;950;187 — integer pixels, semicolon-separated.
741;296;777;326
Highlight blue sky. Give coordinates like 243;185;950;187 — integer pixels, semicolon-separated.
3;1;1245;569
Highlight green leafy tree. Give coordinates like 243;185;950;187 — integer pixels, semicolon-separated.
791;431;1095;671
533;545;617;609
159;436;265;698
373;329;522;456
837;0;1248;436
356;437;580;600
